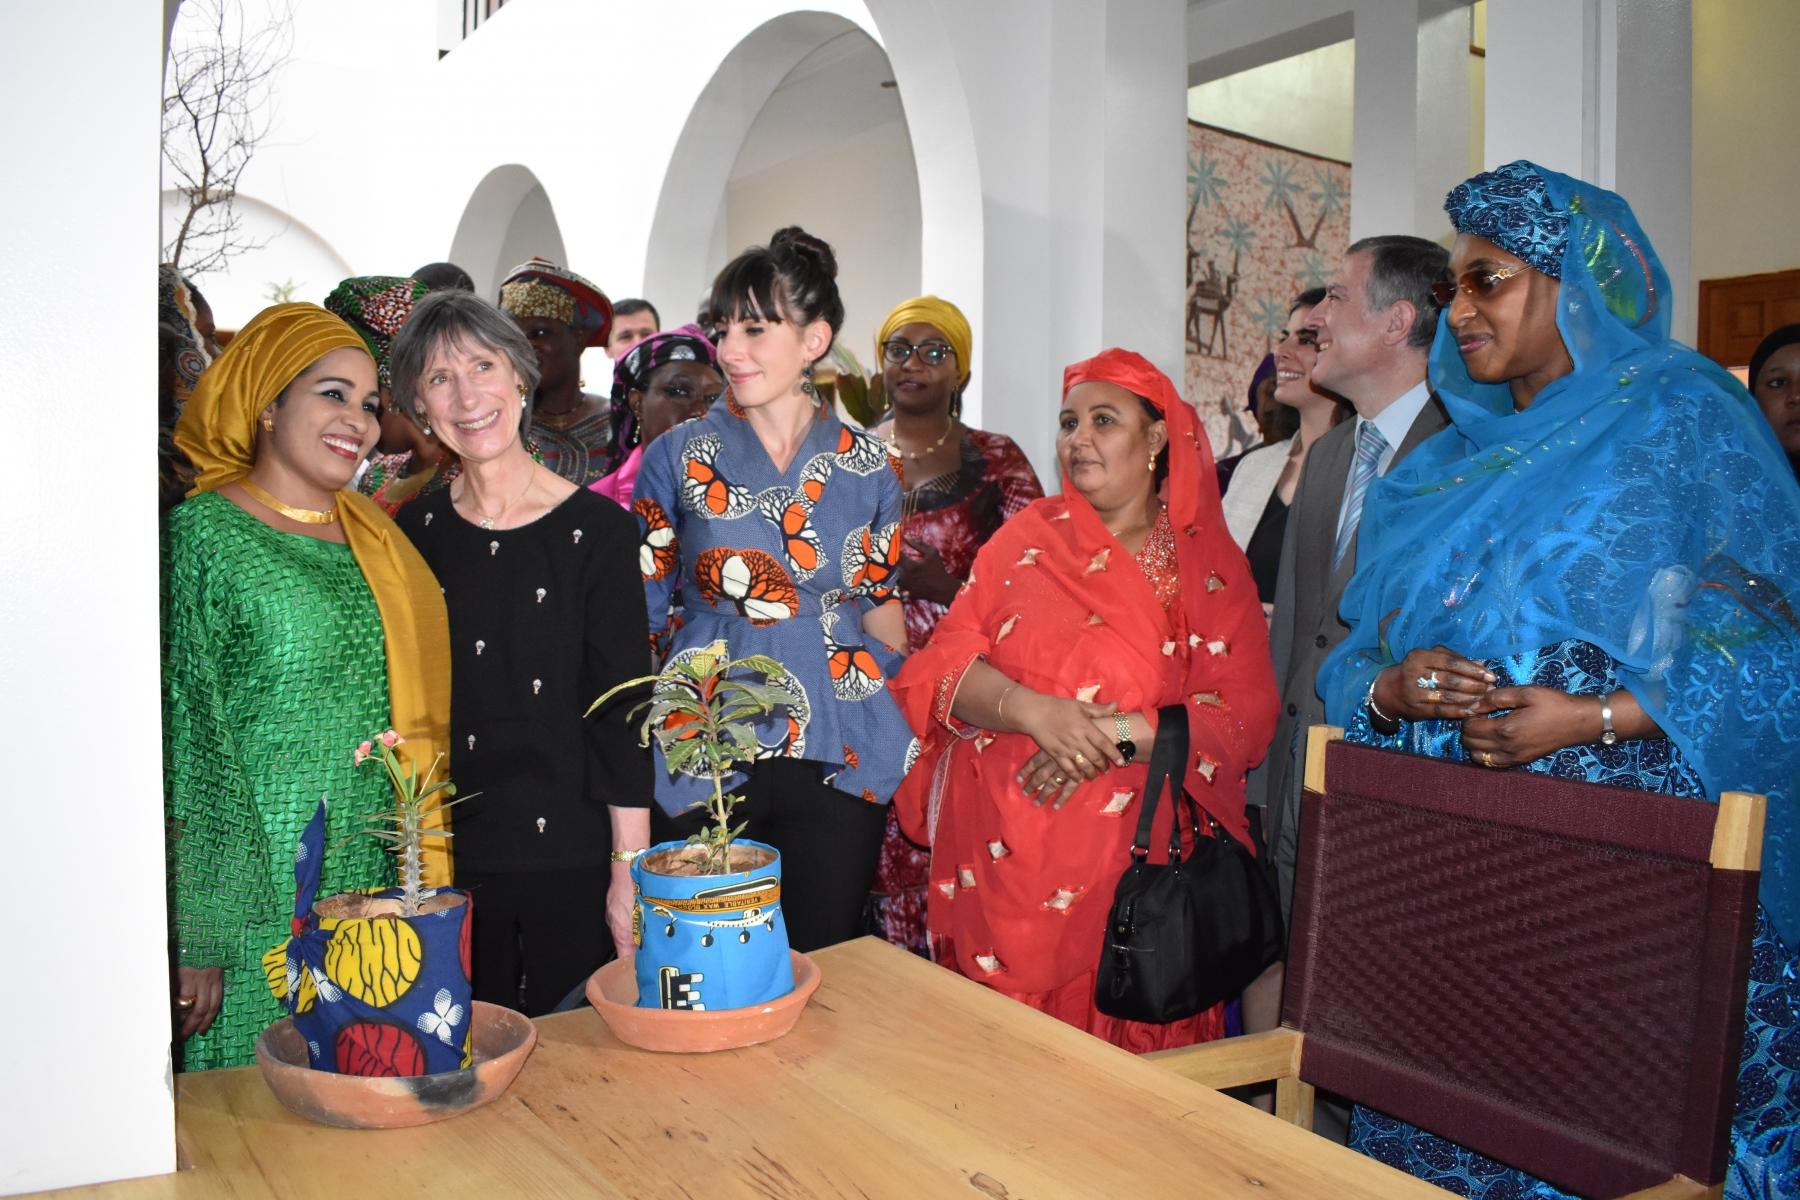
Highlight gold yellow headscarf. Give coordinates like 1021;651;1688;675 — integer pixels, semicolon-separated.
173;303;455;885
876;295;973;389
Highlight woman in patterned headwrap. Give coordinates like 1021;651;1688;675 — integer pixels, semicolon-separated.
164;303;452;1070
498;257;615;486
1321;161;1799;1199
590;323;723;505
864;295;1043;954
325;275;456;516
158;265;212;511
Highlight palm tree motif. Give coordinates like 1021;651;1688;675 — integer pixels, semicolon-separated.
1218;215;1255;260
1186;154;1228;292
1187;153;1227;236
1262;161;1304;213
1263;158;1339;249
1295;252;1332;290
1311;169;1348;221
1250;295;1290;345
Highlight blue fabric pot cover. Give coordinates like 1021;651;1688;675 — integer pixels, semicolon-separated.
632;838;794;1010
263;800;475;1076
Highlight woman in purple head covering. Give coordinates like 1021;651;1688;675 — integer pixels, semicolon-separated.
590;324;723;505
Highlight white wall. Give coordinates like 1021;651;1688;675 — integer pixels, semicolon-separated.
1187;39;1355;163
1691;0;1800;285
490;185;569;301
722;30;922;374
1486;0;1695;341
160;192;354;328
727;118;922;374
1;2;176;1193
1188;0;1477;241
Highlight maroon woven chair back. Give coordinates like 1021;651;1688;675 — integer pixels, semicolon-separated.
1282;739;1758;1199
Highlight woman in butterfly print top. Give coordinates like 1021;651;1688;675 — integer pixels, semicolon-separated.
632;227;916;952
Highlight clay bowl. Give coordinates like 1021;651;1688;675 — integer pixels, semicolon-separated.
254;1001;537;1129
586;950;821;1053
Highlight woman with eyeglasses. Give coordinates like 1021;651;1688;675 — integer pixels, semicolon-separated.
862;296;1042;954
1320;161;1799;1198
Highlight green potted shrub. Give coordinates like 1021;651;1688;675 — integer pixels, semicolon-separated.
590;640;800;1011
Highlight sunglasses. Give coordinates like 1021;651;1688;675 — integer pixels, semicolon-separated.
1431;264;1526;307
882;339;955;367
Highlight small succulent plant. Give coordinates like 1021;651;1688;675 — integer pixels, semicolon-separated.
352;730;459;916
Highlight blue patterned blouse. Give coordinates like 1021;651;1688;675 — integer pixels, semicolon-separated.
631;403;918;818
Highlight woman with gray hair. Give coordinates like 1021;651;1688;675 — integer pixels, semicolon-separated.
391;290;652;1016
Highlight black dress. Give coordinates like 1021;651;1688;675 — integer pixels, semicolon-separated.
1243;490;1289;604
398;486;651;1014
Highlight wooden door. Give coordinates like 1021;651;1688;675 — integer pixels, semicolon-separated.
1698;268;1800;369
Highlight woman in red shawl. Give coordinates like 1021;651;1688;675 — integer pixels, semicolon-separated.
892;349;1277;1051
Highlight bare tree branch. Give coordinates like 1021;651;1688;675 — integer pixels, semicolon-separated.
161;0;294;276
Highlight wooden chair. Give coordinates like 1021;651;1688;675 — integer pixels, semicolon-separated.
1148;725;1765;1200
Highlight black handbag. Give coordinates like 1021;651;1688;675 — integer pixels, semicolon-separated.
1095;704;1284;1023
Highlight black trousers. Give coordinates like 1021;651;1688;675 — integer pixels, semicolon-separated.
650;759;888;953
457;865;611;1018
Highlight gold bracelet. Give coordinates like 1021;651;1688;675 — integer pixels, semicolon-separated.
609;848;646;863
996;684;1019;726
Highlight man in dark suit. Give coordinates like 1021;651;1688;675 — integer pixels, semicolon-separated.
1251;235;1453;928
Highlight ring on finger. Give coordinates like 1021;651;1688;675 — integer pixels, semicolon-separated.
1426;689;1443;703
1073;753;1087;766
1415;672;1441;690
1478;750;1495;768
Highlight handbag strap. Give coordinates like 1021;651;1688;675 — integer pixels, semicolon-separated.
1130;704;1197;861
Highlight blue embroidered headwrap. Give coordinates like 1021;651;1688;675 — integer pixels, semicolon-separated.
1443;161;1569;278
1321;161;1800;945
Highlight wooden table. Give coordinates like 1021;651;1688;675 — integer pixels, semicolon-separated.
48;939;1440;1199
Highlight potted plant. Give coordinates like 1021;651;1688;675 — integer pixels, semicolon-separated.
261;730;474;1077
590;640;800;1012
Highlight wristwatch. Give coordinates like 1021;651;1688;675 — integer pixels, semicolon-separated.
1113;714;1136;764
1599;695;1617;746
609;847;647;863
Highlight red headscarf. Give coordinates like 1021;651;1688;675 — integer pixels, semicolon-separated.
1059;348;1226;619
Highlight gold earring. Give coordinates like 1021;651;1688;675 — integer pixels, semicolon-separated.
262;416;275;433
1147;454;1156;472
517;383;527;400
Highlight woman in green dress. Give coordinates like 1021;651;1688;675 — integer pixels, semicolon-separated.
164;303;452;1071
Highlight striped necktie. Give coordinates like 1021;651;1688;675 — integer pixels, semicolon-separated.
1333;420;1389;568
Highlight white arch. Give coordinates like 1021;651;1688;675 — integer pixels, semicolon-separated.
643;4;986;418
448;163;569;299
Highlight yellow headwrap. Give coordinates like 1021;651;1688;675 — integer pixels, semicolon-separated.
876;295;973;389
173;303;455;885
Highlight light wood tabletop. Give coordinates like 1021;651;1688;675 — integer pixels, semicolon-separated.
46;938;1441;1199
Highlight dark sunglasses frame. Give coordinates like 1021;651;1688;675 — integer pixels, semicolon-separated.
882;339;956;367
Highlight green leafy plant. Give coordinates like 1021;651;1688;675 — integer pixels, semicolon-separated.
589;640;796;875
352;730;460;916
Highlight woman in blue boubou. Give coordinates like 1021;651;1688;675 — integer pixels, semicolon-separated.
1321;161;1799;1199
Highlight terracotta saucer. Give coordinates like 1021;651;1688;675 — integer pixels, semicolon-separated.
586;950;821;1053
254;1000;537;1129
